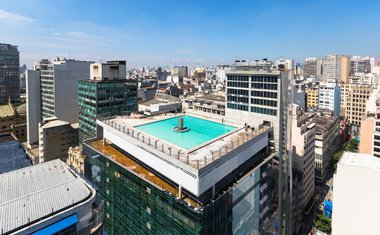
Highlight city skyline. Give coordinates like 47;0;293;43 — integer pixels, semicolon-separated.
1;0;380;68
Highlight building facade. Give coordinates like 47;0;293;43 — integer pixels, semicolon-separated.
314;114;340;183
303;57;318;78
26;58;92;147
288;104;315;234
0;43;19;103
38;118;79;163
306;86;319;110
78;61;138;143
359;89;380;157
318;82;341;115
225;60;282;149
320;55;350;83
83;114;277;234
339;84;373;127
0;99;26;140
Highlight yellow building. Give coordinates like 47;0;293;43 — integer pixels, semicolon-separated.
340;56;350;84
339;84;373;126
306;87;319;110
0;98;26;140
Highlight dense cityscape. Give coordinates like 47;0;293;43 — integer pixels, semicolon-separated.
1;1;380;235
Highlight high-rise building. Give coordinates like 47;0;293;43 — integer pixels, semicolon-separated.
303;57;318;78
350;56;376;74
0;159;103;234
359;89;380;157
288;104;315;234
318;82;341;115
320;55;350;82
0;43;20;103
26;58;92;147
173;65;188;77
225;60;282;149
38;118;79;163
313;113;340;183
78;61;137;143
339;84;373;127
83;114;277;234
332;152;380;235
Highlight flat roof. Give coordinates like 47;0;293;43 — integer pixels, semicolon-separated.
89;140;200;208
339;152;380;171
98;114;270;170
0;160;95;234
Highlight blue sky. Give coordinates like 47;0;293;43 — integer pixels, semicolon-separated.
0;0;379;68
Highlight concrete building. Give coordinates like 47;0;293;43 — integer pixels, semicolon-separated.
359;89;380;157
225;60;283;149
139;95;181;116
350;56;376;74
0;159;103;234
306;86;319;110
320;55;350;83
78;61;138;143
0;43;19;103
26;58;92;147
314;114;340;183
67;146;85;174
172;65;188;77
303;57;318;78
38;118;79;163
183;94;226;116
318;82;341;116
0;98;26;140
288;104;315;234
332;152;380;235
339;84;373;127
83;114;277;234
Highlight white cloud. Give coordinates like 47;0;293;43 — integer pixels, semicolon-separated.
0;9;34;23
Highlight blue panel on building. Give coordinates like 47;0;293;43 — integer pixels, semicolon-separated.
31;214;78;235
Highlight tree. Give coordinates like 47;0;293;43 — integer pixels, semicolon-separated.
314;211;332;234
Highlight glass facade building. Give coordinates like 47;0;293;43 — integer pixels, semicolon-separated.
78;80;137;143
83;140;276;235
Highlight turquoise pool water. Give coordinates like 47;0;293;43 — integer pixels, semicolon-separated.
135;116;237;150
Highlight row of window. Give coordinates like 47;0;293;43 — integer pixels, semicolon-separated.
227;96;249;103
251;91;278;99
251;83;278;90
251;76;278;83
227;75;249;81
227;88;249;96
251;106;277;116
227;82;249;88
251;98;277;107
227;103;248;111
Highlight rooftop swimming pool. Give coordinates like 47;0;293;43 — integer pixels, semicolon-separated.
135;115;237;150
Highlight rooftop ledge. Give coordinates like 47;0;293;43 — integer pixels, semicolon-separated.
97;114;272;170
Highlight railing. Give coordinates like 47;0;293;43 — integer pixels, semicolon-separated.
102;119;271;169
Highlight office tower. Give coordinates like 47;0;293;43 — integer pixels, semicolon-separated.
313;114;340;183
332;152;380;235
351;56;376;74
306;86;319;110
303;57;318;77
215;65;230;84
339;84;373;127
288;104;315;234
318;82;341;115
0;159;103;234
83;114;277;234
26;58;92;147
225;60;282;149
0;43;20;103
359;89;380;157
320;55;350;82
78;61;137;143
38;118;79;163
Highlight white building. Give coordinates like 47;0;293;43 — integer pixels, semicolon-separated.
26;58;91;148
332;152;380;235
225;60;284;150
288;104;315;234
0;159;102;234
318;82;341;116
